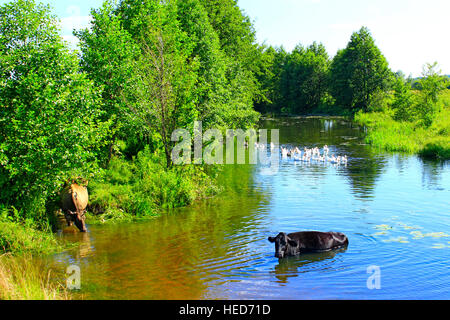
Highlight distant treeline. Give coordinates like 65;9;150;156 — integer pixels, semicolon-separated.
253;27;449;116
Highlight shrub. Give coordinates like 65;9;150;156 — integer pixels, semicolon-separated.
88;147;219;223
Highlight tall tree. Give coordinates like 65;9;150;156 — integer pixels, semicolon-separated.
176;0;258;130
330;26;392;112
119;0;198;167
0;0;110;217
200;0;262;110
76;0;140;160
391;75;415;122
275;43;330;114
417;62;450;126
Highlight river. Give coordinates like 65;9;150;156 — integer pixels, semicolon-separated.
51;117;450;300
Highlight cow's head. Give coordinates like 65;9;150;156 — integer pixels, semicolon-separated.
268;232;298;258
66;210;87;233
74;211;87;233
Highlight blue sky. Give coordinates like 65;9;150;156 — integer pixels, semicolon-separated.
1;0;449;76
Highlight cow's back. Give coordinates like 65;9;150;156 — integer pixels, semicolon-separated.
61;185;76;212
61;184;88;212
288;231;347;251
70;184;89;211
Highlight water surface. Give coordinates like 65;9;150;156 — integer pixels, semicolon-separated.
53;117;450;299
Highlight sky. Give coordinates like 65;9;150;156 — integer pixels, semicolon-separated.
1;0;449;77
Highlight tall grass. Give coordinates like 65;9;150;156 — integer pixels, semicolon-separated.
355;90;450;159
0;220;65;255
87;147;221;223
0;253;69;300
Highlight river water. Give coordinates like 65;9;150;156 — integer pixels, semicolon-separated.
52;117;450;300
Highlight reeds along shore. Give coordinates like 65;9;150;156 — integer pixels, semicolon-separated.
0;253;69;300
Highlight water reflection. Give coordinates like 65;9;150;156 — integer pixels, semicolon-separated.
45;116;450;300
344;154;387;200
421;159;448;190
261;117;388;200
271;248;348;284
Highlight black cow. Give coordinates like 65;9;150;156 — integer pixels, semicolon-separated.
268;231;349;258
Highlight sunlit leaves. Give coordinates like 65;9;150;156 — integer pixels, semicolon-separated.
0;0;111;214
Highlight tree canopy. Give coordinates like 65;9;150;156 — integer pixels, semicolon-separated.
329;27;393;112
0;0;111;218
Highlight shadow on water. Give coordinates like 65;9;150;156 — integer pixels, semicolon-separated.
343;153;388;200
271;247;349;284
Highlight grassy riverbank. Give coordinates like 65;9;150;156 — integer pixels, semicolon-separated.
0;220;64;255
355;90;450;159
0;253;69;300
86;148;222;224
0;151;221;300
0;215;72;300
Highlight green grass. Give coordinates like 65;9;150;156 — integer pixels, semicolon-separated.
87;147;221;224
0;253;70;300
0;220;66;255
354;90;450;159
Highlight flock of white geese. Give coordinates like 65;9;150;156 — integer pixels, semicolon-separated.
254;142;348;166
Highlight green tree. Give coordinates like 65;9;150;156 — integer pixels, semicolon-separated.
417;62;449;127
391;76;415;122
297;42;330;113
330;26;392;113
0;0;110;218
200;0;261;111
253;45;278;113
76;0;140;159
199;0;256;66
176;0;258;130
276;43;330;114
123;2;199;167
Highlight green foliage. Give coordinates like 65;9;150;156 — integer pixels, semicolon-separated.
198;0;261;124
420;137;450;159
256;43;330;114
0;219;64;254
330;27;393;113
416;62;450;127
392;76;416;121
78;0;260;164
282;43;330;114
75;0;140;142
0;0;112;218
88;148;221;223
200;0;256;60
355;92;450;160
123;0;199;167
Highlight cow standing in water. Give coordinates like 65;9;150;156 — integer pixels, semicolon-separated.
268;231;349;258
61;183;89;232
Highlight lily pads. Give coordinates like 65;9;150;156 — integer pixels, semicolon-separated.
410;231;425;240
425;232;449;238
397;223;421;230
383;236;409;244
431;243;449;249
410;231;449;239
373;231;389;236
375;224;392;231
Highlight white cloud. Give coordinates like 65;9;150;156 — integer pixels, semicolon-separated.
58;5;92;49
